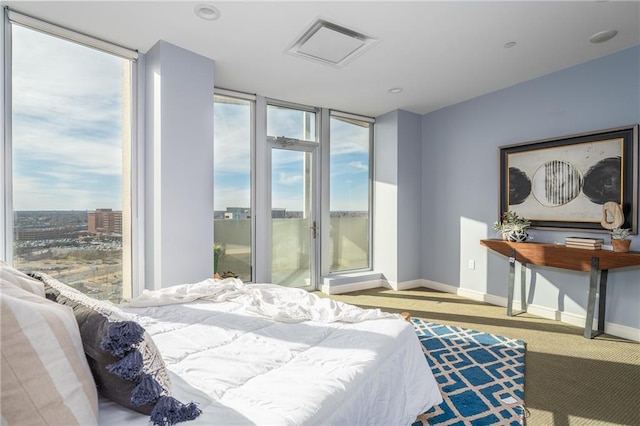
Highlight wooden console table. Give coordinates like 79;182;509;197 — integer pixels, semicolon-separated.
480;239;640;339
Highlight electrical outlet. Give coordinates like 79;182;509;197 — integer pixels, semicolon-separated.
468;260;475;270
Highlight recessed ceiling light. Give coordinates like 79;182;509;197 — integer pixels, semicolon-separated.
388;87;403;94
504;41;517;49
589;30;618;43
195;4;221;21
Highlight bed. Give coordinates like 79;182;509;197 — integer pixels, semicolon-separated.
1;261;442;426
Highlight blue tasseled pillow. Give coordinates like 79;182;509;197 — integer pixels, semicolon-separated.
31;273;201;426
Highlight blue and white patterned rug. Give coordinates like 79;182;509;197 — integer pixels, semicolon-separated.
411;319;526;426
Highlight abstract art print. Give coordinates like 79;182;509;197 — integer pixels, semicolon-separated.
498;125;638;233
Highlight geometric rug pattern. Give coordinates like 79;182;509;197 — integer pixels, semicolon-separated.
411;319;526;426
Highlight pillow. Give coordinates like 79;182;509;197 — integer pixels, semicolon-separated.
31;273;201;426
0;280;99;425
0;259;45;296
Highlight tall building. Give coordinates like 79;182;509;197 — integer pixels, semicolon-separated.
88;209;122;234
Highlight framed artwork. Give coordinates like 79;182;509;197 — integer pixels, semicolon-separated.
499;125;638;233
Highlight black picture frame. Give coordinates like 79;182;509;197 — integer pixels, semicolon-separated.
499;125;638;233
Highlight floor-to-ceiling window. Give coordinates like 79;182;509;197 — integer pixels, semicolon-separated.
4;10;137;301
213;91;254;281
329;112;373;272
214;92;374;287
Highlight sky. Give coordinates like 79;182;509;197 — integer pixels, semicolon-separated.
12;24;125;211
214;100;370;212
12;23;370;213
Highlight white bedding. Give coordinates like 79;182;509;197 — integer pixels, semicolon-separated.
99;280;442;425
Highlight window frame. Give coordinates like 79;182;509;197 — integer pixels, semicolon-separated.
1;8;142;298
213;88;256;282
325;110;375;275
266;98;320;144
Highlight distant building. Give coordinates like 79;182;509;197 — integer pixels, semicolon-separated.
88;209;122;234
14;227;77;241
272;208;286;219
224;207;251;220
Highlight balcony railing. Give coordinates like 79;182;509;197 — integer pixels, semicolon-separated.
214;216;369;281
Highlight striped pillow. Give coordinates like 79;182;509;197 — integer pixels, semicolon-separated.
0;260;45;296
0;280;98;425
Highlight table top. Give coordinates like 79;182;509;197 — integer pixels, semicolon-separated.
480;239;640;272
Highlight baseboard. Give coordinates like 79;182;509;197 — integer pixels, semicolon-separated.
322;277;639;341
420;279;459;294
603;322;640;342
320;279;385;295
420;279;640;342
395;279;424;291
521;303;639;342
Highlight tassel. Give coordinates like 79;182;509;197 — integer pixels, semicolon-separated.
100;321;145;357
150;396;201;426
106;350;143;381
131;373;164;406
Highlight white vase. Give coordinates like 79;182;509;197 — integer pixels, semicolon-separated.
507;230;528;242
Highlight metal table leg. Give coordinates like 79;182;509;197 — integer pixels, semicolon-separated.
597;270;608;335
584;257;604;339
520;262;527;313
507;248;526;317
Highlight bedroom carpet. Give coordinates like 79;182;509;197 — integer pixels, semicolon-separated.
321;287;640;426
411;319;525;426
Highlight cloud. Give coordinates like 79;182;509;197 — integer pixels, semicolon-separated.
278;172;303;185
330;118;369;155
13;118;123;176
214;187;251;210
267;106;316;141
349;161;369;172
214;101;251;174
13;173;121;211
11;23;127;210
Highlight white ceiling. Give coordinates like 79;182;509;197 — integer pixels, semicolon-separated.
4;1;640;117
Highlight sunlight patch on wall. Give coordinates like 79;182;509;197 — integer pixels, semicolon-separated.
460;216;489;294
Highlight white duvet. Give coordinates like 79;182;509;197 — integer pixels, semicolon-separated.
99;279;442;425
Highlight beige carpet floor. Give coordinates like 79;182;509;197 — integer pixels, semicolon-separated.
320;287;640;426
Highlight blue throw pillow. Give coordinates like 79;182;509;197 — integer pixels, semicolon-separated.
31;273;201;426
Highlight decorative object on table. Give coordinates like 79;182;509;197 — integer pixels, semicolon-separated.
498;125;638;233
611;228;632;253
411;319;526;426
565;236;604;250
600;201;625;230
493;210;531;242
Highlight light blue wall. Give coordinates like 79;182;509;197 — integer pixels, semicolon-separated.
373;111;399;284
397;110;423;283
144;41;215;289
373;110;422;284
421;46;640;331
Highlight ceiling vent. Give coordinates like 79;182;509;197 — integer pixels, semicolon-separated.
286;19;377;68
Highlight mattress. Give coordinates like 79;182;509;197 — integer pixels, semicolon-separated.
98;281;442;425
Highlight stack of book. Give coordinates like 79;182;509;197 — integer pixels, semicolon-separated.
565;237;604;250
